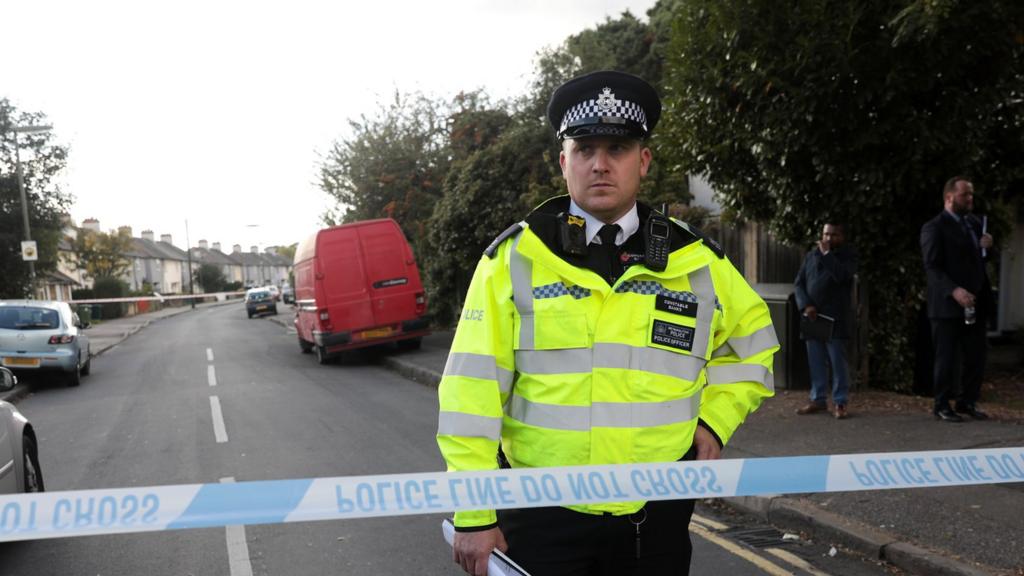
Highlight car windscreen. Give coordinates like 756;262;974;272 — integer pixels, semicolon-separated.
247;291;271;301
0;307;62;330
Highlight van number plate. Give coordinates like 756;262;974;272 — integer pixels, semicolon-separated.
361;327;393;339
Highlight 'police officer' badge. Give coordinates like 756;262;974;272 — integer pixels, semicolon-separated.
597;87;620;112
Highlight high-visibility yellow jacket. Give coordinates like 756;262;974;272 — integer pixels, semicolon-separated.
437;199;778;530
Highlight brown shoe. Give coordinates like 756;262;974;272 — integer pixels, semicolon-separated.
833;404;849;419
796;402;827;415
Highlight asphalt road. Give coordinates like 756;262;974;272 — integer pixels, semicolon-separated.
1;304;895;575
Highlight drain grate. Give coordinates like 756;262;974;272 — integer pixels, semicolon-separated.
721;527;796;549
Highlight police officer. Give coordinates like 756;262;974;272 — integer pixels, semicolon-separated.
437;70;779;575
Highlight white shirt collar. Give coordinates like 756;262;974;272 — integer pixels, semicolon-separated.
568;199;639;246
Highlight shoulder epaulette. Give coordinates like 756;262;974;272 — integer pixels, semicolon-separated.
670;218;726;259
484;222;524;258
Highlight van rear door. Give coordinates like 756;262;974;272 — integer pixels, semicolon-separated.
317;227;374;331
359;222;419;330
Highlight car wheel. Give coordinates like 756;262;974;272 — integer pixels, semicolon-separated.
66;362;81;387
81;354;92;376
298;338;313;354
315;346;331;365
247;311;253;318
22;435;44;493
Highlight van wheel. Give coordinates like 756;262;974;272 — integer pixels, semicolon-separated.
298;338;313;354
315;346;331;365
397;337;422;351
22;435;44;492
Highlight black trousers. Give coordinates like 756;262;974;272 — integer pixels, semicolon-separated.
930;317;988;409
497;496;695;576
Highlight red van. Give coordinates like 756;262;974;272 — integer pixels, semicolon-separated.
293;219;430;363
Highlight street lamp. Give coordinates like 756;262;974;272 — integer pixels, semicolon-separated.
10;124;53;298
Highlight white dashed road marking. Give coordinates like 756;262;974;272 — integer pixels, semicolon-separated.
207;347;215;362
220;477;254;576
210;396;228;443
208;365;217;387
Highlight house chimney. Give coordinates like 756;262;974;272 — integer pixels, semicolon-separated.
160;234;173;244
250;245;258;254
212;242;222;252
198;239;208;249
233;244;242;254
82;218;101;232
141;230;155;241
265;246;278;255
118;226;133;237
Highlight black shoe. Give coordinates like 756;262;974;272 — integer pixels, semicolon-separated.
934;408;964;423
955;405;990;420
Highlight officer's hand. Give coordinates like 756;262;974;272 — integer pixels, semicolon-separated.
694;425;721;461
980;233;993;250
453;527;508;576
803;305;818;321
952;287;976;308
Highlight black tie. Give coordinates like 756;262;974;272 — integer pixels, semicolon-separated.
597;224;620;248
595;224;621;285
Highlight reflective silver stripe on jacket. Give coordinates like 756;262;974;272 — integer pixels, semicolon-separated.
508;393;701;430
443;352;514;394
706;363;775;391
514;344;706;382
437;411;503;441
726;324;779;359
509;232;534;349
592;342;706;382
687;266;717;357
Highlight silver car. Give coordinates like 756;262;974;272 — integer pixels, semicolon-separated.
0;300;91;387
0;367;44;493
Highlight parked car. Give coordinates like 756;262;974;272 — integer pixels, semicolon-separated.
0;367;44;494
293;218;430;364
0;300;91;387
281;284;295;304
265;285;281;302
245;288;277;318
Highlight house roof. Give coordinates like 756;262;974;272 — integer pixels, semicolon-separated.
190;247;241;266
41;268;81;286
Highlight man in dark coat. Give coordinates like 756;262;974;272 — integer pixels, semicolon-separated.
794;223;857;419
920;177;995;422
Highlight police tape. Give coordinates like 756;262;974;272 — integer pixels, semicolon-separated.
70;291;246;305
1;447;1021;542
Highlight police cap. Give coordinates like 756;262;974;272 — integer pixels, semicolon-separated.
547;70;661;141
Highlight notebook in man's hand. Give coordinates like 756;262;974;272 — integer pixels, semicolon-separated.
800;314;835;341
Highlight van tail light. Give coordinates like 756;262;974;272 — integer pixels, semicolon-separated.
415;292;426;315
49;335;75;344
318;309;332;331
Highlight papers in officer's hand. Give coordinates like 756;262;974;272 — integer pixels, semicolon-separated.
442;519;532;576
800;313;835;341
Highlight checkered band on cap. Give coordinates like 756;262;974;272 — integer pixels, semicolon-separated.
533;282;592;300
559;92;648;134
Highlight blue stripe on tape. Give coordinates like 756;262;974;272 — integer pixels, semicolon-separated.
736;455;829;495
167;479;313;529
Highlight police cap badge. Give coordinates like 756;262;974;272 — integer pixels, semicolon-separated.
547;70;661;140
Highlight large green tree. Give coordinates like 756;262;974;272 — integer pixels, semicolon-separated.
661;0;1024;389
69;228;133;280
318;91;455;248
0;99;72;298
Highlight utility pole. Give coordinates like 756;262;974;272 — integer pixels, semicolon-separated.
10;125;52;299
185;220;196;309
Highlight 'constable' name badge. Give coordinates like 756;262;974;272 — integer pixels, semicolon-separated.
655;294;697;317
651;319;695;352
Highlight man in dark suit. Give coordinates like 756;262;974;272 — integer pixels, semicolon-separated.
920;177;995;422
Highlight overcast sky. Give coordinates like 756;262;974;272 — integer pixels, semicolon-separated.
5;0;657;253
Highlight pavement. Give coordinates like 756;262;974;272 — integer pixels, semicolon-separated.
9;306;1021;575
375;330;1024;576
